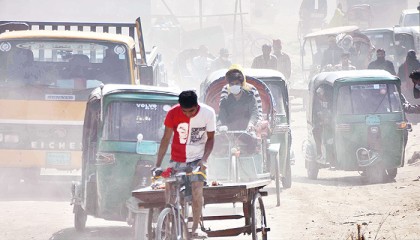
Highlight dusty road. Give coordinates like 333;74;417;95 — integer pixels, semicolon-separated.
1;107;419;240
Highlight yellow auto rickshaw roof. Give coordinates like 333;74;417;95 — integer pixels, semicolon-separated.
88;84;180;101
304;26;359;39
0;30;135;49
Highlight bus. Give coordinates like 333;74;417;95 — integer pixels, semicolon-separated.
0;23;143;185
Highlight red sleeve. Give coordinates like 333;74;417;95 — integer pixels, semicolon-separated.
164;109;174;128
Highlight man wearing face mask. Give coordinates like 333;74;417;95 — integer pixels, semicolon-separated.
218;68;259;132
368;48;396;75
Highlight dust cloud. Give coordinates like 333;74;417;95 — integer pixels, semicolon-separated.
0;1;420;239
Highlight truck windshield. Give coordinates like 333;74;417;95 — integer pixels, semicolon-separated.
337;83;402;114
103;101;174;142
402;13;419;27
0;39;130;99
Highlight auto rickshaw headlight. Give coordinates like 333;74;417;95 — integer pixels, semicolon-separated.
96;152;116;165
396;121;408;129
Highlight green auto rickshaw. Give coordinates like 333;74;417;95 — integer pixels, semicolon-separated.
303;70;411;183
71;84;179;231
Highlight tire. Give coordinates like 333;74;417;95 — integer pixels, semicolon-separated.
385;168;397;180
147;208;155;240
366;166;386;184
281;159;292;189
74;204;87;232
251;193;268;240
155;207;189;240
307;160;319;180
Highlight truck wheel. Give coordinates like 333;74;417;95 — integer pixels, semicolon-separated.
74;204;87;231
281;160;292;189
385;168;397;180
307;161;319;180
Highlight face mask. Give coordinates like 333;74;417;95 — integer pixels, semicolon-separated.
230;85;242;95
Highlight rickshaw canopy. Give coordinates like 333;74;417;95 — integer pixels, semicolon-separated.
201;68;283;117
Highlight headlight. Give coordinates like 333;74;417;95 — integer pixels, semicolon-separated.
4;134;19;143
396;121;408;129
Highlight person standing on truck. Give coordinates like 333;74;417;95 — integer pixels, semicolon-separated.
153;90;216;239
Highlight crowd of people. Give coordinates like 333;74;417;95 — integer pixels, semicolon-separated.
190;38;292;85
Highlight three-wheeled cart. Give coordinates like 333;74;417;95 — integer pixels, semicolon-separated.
130;179;271;240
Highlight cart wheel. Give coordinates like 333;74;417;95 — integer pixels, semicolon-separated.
385;168;397;180
147;208;155;240
74;204;87;232
132;208;152;240
251;193;268;240
307;160;319;180
155;207;190;240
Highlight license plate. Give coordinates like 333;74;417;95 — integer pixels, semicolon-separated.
366;115;380;126
46;152;71;166
136;141;158;155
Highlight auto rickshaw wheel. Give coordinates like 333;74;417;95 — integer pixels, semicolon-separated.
365;167;386;184
251;193;268;240
385;168;397;180
74;204;87;231
307;161;319;180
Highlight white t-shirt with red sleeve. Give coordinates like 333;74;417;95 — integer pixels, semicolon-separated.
164;103;216;163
